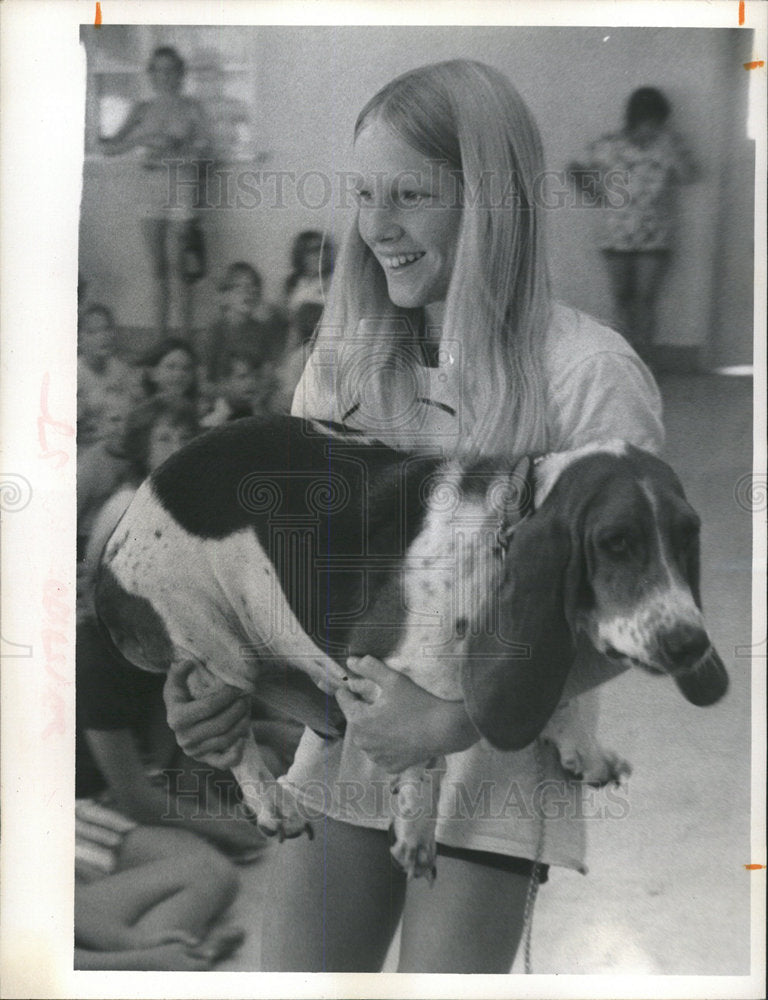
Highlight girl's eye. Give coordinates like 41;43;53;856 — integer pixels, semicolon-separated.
355;188;374;205
395;189;426;207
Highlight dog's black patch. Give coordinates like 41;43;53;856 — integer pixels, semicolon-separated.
150;416;439;659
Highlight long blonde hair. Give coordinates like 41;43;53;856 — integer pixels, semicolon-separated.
313;59;551;458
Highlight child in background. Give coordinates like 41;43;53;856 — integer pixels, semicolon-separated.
76;392;133;561
77;305;142;446
76;396;254;969
200;352;278;427
568;87;696;363
80;396;201;601
199;262;288;390
140;337;200;409
283;230;334;324
270;302;324;414
98;46;212;337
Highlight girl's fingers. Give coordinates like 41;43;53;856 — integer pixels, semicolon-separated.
344;675;380;702
189;718;251;757
166;686;249;737
335;687;365;721
204;739;246;770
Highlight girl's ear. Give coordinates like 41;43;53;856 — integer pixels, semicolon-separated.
461;507;579;751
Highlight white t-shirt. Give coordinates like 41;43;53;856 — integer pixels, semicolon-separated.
284;303;663;871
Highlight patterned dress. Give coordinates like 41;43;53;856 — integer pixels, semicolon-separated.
584;130;695;251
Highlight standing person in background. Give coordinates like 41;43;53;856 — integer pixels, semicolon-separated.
568;87;696;365
99;46;211;337
162;60;664;973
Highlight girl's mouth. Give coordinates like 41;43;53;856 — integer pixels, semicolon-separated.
382;251;426;271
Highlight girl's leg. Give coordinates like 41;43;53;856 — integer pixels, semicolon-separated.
166;220;195;337
397;853;532;973
141;217;170;335
260;817;407;972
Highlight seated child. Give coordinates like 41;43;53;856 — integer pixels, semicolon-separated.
75;814;244;970
77;305;143;446
199;262;288;390
80;395;201;603
140;337;200;409
269;301;324;415
200;352;279;426
76;392;133;561
283;230;333;325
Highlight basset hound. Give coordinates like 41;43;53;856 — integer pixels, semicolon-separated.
95;416;728;880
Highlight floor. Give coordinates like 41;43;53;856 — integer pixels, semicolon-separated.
217;374;755;975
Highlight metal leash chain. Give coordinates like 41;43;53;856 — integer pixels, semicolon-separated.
521;736;546;975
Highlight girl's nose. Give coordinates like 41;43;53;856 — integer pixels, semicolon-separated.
360;203;404;244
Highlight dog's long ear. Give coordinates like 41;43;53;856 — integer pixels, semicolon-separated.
461;506;579;751
685;523;703;609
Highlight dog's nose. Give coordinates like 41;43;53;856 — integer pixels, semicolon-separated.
661;624;710;669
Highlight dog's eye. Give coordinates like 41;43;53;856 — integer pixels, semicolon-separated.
600;532;633;556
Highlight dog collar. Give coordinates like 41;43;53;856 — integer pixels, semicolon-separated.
496;454;541;552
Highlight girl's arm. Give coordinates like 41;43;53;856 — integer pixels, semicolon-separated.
99;101;153;156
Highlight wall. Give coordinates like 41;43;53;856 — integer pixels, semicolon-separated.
79;26;754;363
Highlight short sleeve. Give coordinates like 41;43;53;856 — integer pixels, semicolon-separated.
549;351;664;455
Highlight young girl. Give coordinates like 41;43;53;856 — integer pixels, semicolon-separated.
77;305;142;446
99;46;211;336
140;337;200;408
199;262;288;388
568;87;696;363
162;60;664;973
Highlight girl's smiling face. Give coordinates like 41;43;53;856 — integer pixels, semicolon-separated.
150;348;195;398
353;120;462;310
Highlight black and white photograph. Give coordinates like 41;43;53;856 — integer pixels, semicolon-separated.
1;1;765;996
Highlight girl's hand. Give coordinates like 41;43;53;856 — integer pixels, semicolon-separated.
163;661;251;769
336;655;479;772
